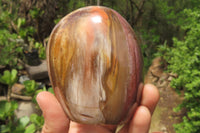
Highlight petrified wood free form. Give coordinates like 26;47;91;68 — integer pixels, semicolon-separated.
47;6;143;125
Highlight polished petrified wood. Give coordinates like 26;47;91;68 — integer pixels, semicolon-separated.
47;6;143;125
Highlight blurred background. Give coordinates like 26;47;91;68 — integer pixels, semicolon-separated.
0;0;199;133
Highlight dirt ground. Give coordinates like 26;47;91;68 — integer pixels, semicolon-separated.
145;57;185;133
149;87;185;133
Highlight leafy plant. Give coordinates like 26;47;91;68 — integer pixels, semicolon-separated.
0;1;25;68
47;87;54;94
19;114;44;133
0;108;37;133
29;114;44;131
0;69;18;87
23;80;39;96
0;100;18;121
0;30;24;68
25;124;36;133
0;100;27;133
0;69;18;100
157;9;200;133
34;42;46;59
0;78;45;133
11;116;30;133
29;8;44;19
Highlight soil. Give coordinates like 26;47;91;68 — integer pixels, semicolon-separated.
149;87;185;133
145;57;186;133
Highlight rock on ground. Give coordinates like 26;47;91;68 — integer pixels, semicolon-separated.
25;60;48;80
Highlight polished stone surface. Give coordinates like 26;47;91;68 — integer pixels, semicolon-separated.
47;6;143;125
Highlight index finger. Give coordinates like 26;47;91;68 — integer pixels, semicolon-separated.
140;84;160;114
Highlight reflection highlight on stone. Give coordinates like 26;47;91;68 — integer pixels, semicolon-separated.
91;15;102;23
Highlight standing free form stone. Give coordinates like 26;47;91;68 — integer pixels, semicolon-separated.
47;6;143;125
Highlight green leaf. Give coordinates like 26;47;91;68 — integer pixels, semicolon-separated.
29;8;40;18
11;69;18;86
17;18;22;28
23;80;38;96
30;114;44;125
161;9;200;133
0;101;11;120
0;124;10;133
34;42;41;48
0;69;18;86
30;114;44;127
48;87;55;94
25;124;36;133
0;70;11;85
0;101;18;120
17;18;26;28
19;116;30;128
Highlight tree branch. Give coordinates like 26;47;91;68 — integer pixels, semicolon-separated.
130;0;140;11
11;93;32;101
134;0;146;24
0;93;32;101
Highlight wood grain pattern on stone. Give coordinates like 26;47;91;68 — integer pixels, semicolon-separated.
47;6;143;125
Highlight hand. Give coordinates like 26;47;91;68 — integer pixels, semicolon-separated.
36;84;159;133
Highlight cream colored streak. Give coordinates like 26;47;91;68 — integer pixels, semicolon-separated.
65;18;108;123
96;32;111;102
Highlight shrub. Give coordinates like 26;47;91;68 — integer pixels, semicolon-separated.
157;9;200;133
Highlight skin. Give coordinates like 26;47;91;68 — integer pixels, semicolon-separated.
36;84;159;133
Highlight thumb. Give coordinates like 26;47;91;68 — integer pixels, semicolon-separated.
36;91;69;133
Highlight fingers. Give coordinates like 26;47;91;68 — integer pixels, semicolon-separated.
141;84;160;114
36;91;69;133
119;84;159;133
128;84;159;133
36;84;159;133
128;106;151;133
118;106;151;133
68;122;115;133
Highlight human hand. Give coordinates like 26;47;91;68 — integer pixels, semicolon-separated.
36;84;159;133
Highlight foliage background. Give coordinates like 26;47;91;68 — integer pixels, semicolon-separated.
0;0;200;132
